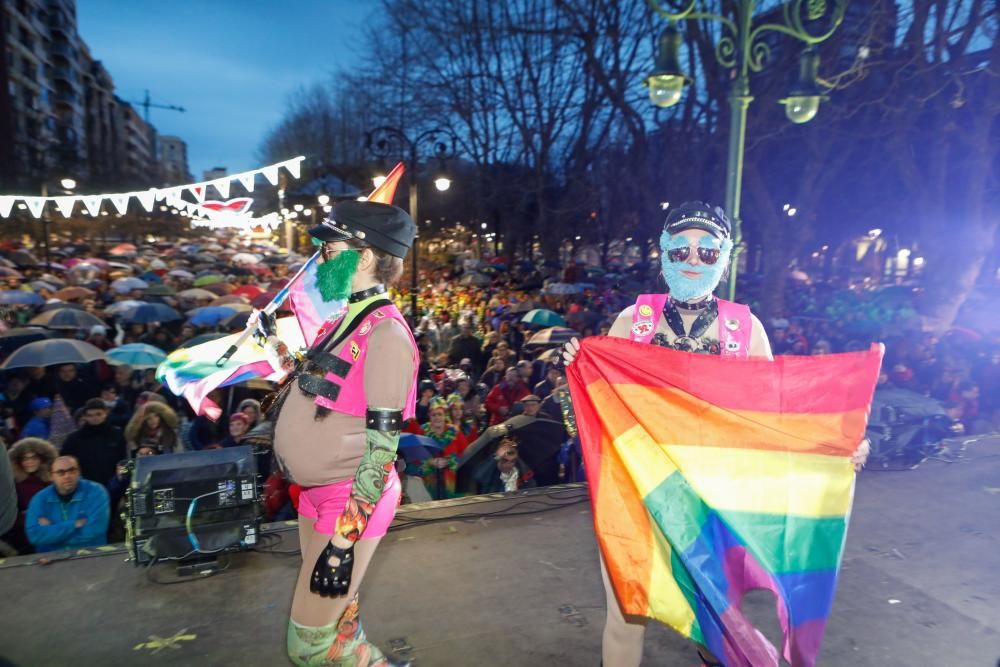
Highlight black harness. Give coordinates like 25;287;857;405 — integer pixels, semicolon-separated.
296;297;393;402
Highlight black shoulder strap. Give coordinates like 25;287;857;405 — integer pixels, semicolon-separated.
308;298;393;359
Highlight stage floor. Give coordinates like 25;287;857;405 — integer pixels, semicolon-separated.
2;436;999;667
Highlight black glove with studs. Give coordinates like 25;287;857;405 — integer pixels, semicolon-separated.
310;540;354;597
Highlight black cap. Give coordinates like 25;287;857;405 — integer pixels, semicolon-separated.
309;200;416;258
663;201;731;239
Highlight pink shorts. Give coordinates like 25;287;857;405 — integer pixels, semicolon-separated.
297;469;401;538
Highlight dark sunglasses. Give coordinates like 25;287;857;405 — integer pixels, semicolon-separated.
666;246;721;265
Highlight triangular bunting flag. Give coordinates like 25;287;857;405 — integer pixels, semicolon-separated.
283;157;303;179
211;178;230;199
188;184;206;203
110;193;130;215
236;171;256;192
23;197;47;218
54;196;76;218
136;189;156;212
0;196;15;218
82;196;103;217
261;165;280;185
156;186;182;202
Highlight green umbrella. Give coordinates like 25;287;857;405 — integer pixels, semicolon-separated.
193;274;225;287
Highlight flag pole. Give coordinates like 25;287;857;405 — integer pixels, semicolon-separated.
215;251;319;366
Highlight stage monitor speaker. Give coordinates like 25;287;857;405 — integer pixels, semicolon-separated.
125;445;262;566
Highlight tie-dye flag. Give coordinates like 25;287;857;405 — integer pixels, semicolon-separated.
156;162;408;417
566;337;882;667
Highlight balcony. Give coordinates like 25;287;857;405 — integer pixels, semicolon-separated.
52;88;78;108
49;41;76;61
50;63;76;85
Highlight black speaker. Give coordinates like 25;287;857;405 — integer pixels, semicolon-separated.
125;446;262;566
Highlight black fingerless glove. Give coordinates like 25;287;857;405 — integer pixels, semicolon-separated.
309;540;355;597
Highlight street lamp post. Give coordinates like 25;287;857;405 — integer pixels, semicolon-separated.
365;126;457;319
39;177;77;267
646;0;845;300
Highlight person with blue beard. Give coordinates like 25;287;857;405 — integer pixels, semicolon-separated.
562;201;869;667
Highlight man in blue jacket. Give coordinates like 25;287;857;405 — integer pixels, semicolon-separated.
26;455;109;552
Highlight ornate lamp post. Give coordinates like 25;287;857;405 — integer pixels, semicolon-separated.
645;0;845;300
365;126;457;318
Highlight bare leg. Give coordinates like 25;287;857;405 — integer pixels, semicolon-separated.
290;515;384;626
600;554;647;667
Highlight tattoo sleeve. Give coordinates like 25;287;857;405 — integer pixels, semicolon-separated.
335;416;400;541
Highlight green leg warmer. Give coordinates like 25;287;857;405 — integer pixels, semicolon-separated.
287;595;390;666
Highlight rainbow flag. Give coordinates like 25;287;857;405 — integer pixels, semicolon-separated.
566;337;882;667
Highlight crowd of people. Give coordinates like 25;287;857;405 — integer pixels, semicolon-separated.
2;234;998;556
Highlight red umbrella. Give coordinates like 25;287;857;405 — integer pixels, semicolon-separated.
251;291;291;311
233;285;264;299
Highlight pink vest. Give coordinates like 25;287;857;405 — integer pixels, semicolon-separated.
629;293;751;359
311;303;419;419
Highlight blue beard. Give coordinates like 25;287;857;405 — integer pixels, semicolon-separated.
659;231;732;302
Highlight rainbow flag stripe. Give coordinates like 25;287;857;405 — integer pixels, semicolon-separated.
567;337;882;667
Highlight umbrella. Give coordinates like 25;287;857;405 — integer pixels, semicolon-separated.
110;277;149;293
262;255;293;265
0;338;107;369
203;283;233;296
53;286;95;301
398;433;445;464
221;311;252;330
231;252;260;265
209;295;250;306
179;332;229;348
106;343;167;369
169;269;195;280
460;273;492;286
251;292;291;311
0;291;44;306
525;327;577;348
109;243;138;256
39;301;84;312
521;309;567;328
177;288;216;300
0;267;23;278
188;305;239;327
144;284;176;296
0;327;53;356
457;416;565;485
232;285;264;299
28;308;107;331
106;299;146;315
10;250;40;267
544;282;583;295
193;274;225;287
117;302;183;324
535;347;562;364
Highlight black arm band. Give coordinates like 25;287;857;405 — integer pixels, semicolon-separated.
365;408;404;432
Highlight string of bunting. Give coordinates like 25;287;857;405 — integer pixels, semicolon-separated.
0;156;305;220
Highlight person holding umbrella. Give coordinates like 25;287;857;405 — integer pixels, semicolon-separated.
410;396;468;501
472;436;536;494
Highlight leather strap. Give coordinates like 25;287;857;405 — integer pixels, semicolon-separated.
365;408;404;432
298;374;342;402
310;353;352;379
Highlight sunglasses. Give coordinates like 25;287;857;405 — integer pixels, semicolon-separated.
320;244;347;261
666;246;721;265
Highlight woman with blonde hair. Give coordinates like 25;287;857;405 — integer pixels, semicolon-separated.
4;438;59;554
124;401;181;455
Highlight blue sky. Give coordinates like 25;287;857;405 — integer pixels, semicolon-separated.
77;1;374;179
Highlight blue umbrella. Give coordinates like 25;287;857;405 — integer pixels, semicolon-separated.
117;302;182;324
106;343;167;369
398;433;444;464
521;309;567;328
188;305;238;327
0;291;44;306
28;307;107;331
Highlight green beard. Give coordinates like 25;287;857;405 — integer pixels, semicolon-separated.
314;249;360;302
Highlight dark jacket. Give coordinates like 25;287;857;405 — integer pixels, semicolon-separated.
473;459;537;494
448;335;483;373
60;422;128;488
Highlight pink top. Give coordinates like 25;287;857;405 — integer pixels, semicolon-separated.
629;293;751;359
313;303;419;419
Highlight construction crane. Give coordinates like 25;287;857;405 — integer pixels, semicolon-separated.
127;90;186;124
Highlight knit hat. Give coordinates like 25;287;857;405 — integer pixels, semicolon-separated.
229;412;252;427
